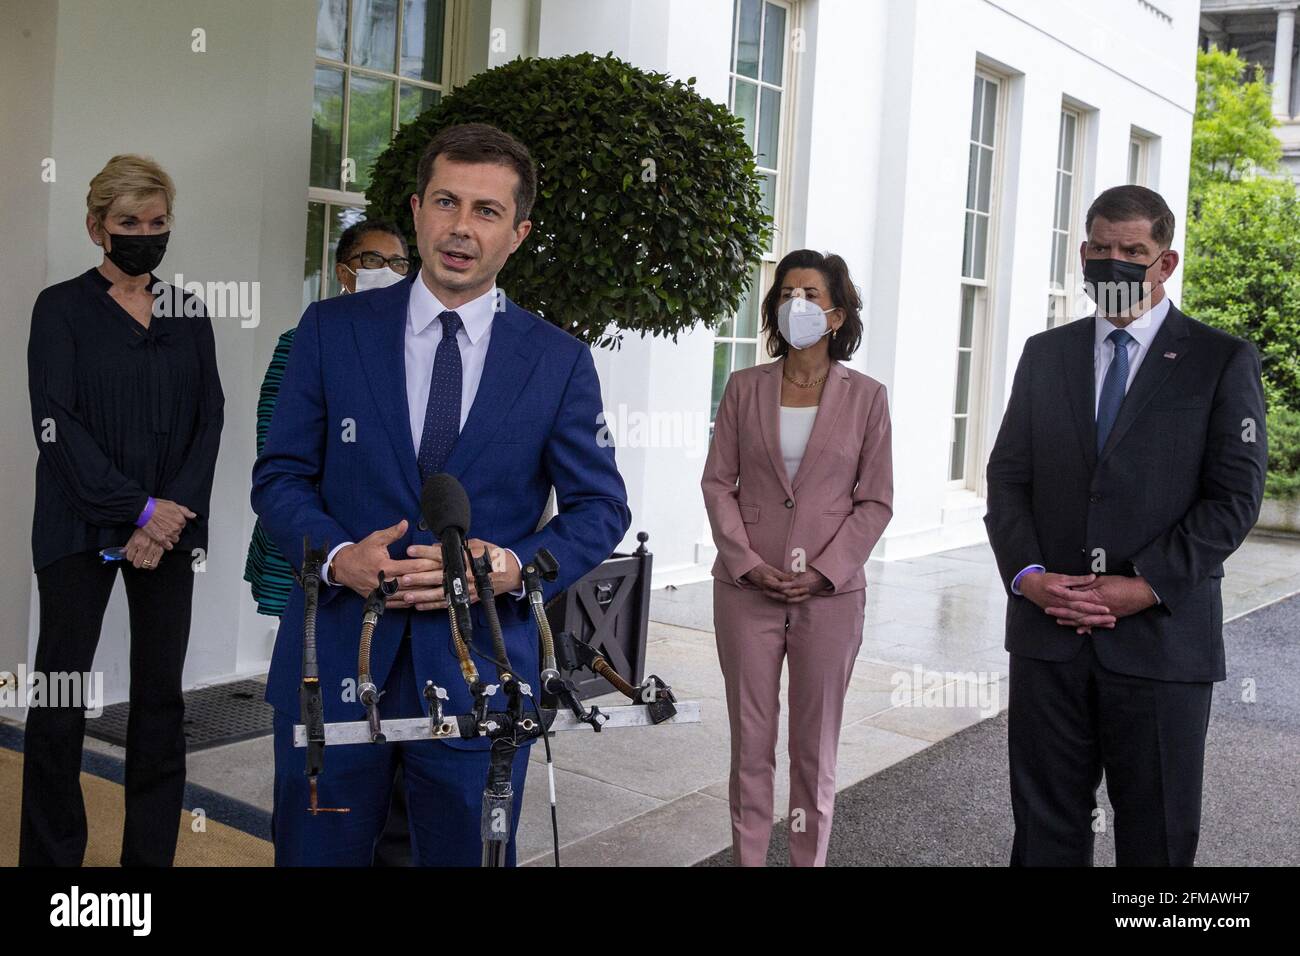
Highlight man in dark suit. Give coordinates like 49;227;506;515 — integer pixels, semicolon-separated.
252;123;630;865
985;185;1268;866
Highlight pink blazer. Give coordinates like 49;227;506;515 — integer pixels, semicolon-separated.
701;358;893;593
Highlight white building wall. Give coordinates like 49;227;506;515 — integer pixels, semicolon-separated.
11;0;317;704
850;0;1197;558
1;0;1200;700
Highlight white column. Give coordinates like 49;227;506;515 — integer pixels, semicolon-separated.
1292;27;1300;117
1273;5;1297;117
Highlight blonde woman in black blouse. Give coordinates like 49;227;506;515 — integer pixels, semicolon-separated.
23;155;223;866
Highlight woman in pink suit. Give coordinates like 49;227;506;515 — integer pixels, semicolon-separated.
702;249;893;866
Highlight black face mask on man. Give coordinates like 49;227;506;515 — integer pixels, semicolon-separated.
104;231;170;277
1083;253;1161;316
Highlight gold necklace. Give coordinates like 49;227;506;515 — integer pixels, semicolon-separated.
783;365;828;389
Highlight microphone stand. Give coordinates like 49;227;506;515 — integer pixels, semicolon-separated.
471;546;528;867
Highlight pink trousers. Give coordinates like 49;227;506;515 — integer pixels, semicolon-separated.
713;579;866;866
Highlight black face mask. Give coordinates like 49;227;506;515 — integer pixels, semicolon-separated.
104;231;170;277
1083;254;1160;315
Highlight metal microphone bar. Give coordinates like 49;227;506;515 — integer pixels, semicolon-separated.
292;700;702;747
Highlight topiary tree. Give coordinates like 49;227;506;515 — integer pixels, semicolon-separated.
366;52;771;349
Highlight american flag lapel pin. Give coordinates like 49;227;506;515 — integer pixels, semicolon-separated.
1163;351;1177;359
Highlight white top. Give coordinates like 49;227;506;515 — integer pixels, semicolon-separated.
779;405;819;480
1093;296;1171;414
406;276;501;450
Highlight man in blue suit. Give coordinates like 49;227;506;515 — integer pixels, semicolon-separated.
252;123;631;866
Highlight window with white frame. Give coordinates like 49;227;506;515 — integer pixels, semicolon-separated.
1048;106;1084;328
1128;130;1150;185
712;0;795;422
306;0;450;307
951;70;1002;487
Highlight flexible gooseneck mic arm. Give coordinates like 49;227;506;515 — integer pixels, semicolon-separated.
357;571;398;743
522;548;560;690
298;537;347;813
469;548;513;676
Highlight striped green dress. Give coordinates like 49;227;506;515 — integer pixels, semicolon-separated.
244;328;297;617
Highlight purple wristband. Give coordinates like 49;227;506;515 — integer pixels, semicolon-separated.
135;496;157;528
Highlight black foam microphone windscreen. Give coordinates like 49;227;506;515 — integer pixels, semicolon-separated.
420;473;471;537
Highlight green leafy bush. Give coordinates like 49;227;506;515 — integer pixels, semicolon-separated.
1184;177;1300;413
366;53;771;349
1266;403;1300;500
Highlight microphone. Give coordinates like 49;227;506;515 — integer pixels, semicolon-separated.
420;474;479;688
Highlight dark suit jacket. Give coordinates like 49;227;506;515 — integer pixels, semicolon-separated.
984;302;1267;683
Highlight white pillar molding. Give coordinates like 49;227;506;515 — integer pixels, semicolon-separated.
1273;4;1297;116
1292;22;1300;116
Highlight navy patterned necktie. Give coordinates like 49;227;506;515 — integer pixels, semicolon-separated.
1096;327;1135;453
417;310;463;480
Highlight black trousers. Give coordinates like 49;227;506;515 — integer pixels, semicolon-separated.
20;548;194;867
1008;637;1213;866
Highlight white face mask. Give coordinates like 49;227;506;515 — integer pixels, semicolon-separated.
777;296;832;350
346;265;406;293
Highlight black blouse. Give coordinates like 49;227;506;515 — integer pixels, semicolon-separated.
27;267;225;572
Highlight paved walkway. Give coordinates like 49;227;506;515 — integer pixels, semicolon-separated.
47;533;1300;865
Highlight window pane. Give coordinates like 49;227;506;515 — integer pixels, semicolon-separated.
326;205;368;298
346;74;395;193
959;286;975;347
972;214;988;279
965;143;979;210
1129;140;1140;184
735;262;762;338
976;144;993;211
1055;170;1071;228
954;352;971;414
759;173;776;252
734;341;757;373
711;342;734;421
1053;231;1068;288
1062;113;1076;171
962;211;975;278
717;312;734;338
401;0;445;81
757;86;781;167
317;0;347;60
970;76;983;141
761;1;786;86
311;67;345;190
733;78;758;151
735;0;761;79
352;0;399;72
304;201;326;308
399;83;439;126
981;78;997;146
950;417;967;481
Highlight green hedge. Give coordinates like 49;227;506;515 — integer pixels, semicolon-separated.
1266;403;1300;500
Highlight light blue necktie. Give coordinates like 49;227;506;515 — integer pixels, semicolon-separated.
1096;327;1134;453
417;310;463;479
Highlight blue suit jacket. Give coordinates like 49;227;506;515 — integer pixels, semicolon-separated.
251;274;631;748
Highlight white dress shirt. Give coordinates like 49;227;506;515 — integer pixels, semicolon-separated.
324;278;523;596
1093;295;1171;414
